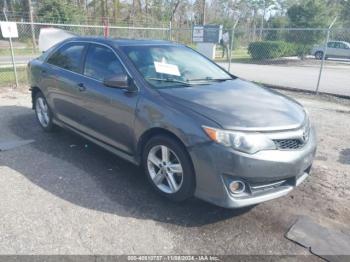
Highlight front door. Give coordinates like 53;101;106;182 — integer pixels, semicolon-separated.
75;43;139;155
327;42;338;58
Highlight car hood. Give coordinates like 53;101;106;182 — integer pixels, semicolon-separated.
158;79;306;131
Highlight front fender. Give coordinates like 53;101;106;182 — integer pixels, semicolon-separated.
133;94;217;151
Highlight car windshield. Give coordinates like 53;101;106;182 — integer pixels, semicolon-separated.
120;45;233;89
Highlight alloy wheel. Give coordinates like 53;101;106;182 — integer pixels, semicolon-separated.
35;97;50;128
147;145;184;194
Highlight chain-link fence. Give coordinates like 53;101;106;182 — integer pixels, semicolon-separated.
0;21;171;88
231;28;350;97
171;26;350;97
1;21;350;97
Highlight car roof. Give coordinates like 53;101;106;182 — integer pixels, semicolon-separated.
65;36;179;47
329;40;350;44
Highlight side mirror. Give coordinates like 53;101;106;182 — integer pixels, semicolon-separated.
103;73;134;90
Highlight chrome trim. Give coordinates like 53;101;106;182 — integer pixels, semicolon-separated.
227;172;309;208
250;180;286;190
296;172;309;186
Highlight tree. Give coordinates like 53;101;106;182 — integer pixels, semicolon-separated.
265;16;288;40
340;0;350;27
112;0;120;24
286;0;334;58
37;0;84;23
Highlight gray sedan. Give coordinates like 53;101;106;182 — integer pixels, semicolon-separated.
28;37;317;208
312;41;350;60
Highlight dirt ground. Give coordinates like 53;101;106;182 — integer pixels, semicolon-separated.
0;86;349;257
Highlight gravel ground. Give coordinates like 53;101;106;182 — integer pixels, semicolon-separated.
0;86;349;258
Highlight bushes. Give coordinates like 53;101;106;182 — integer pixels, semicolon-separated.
248;41;304;60
293;44;313;59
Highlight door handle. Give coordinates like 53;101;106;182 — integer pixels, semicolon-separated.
77;83;86;92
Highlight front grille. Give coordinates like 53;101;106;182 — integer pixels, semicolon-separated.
274;139;304;150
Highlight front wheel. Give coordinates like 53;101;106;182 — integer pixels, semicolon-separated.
315;51;323;60
143;135;195;202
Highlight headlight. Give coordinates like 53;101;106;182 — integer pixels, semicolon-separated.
202;126;276;154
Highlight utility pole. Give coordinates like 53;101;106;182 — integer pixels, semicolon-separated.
202;0;206;25
316;17;337;94
259;0;266;40
28;0;37;52
228;17;240;72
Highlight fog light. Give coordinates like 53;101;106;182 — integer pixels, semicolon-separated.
229;180;246;194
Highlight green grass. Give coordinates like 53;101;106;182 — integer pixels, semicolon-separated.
0;48;40;56
215;47;252;62
0;67;27;87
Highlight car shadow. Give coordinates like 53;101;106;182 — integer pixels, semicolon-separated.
2;105;253;227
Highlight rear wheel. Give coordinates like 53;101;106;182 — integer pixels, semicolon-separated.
143;135;195;201
315;51;323;60
34;92;55;132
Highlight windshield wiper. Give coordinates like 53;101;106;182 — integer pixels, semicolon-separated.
146;77;192;86
187;77;232;83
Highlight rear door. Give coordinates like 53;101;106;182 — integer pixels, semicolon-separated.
45;42;88;127
337;42;350;58
76;43;139;154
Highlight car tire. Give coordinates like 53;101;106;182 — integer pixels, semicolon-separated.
34;91;56;132
315;51;323;60
143;135;195;202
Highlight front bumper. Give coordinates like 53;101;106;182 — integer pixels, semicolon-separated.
189;126;317;208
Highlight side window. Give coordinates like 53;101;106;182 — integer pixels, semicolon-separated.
84;45;125;82
339;43;347;49
334;42;341;49
327;42;335;48
47;43;85;73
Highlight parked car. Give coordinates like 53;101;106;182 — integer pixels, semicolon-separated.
28;37;317;208
312;41;350;60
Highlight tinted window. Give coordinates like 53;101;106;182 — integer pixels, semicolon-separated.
334;42;341;48
327;42;335;48
47;43;85;72
339;43;347;49
84;45;125;81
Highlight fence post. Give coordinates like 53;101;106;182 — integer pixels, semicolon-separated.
29;0;37;52
2;6;19;89
228;18;240;72
8;35;19;89
168;21;172;41
316;17;337;94
228;28;234;72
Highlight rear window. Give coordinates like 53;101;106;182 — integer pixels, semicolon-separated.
47;43;85;73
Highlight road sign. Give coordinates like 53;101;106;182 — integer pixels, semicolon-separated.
192;25;222;43
204;25;223;43
193;26;204;42
0;22;19;38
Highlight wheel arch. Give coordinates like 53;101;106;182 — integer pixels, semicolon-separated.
136;127;197;176
315;50;324;57
30;86;42;109
137;127;188;159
